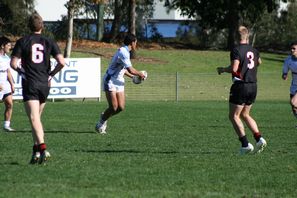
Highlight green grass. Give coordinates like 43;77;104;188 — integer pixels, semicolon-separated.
0;101;296;197
0;49;296;197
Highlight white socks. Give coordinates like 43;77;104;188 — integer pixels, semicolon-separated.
4;121;10;128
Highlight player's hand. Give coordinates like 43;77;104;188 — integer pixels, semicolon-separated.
282;74;288;80
140;73;146;80
217;67;224;75
0;85;3;91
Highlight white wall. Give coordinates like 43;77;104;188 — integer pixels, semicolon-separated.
35;0;68;21
153;1;192;20
34;0;192;22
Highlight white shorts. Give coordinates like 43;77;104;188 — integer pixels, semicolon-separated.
103;74;125;92
0;81;12;100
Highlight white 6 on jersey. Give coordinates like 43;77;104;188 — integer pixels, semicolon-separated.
32;43;44;64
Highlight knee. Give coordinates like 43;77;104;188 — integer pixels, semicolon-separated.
117;105;125;112
240;112;250;121
5;102;13;110
229;113;237;122
109;106;124;114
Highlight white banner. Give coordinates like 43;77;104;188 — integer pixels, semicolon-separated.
11;58;101;100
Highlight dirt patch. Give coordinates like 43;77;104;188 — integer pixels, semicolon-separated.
60;39;169;64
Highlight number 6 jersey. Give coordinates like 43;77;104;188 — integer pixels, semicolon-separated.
11;33;61;84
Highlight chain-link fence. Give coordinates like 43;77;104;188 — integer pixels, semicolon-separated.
99;72;290;102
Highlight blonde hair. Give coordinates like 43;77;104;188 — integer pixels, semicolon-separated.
237;26;249;41
28;12;44;32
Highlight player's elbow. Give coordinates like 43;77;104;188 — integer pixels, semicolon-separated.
56;54;66;68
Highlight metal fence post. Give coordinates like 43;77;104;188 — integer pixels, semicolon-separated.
176;72;179;102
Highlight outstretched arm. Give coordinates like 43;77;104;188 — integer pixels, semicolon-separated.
217;60;240;75
127;66;145;80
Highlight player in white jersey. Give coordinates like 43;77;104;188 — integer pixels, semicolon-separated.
282;41;297;121
95;33;146;134
0;36;15;132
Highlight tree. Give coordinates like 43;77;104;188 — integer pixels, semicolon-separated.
108;0;128;42
95;2;105;41
164;0;283;49
128;0;136;58
254;1;297;50
107;0;154;42
128;0;136;35
0;0;35;35
64;0;82;58
64;0;106;57
87;0;107;41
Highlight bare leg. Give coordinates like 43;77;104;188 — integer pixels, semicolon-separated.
3;95;13;129
291;93;297;117
24;100;45;145
241;104;259;134
102;91;125;121
229;103;245;138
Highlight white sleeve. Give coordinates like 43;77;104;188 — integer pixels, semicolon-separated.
118;49;132;69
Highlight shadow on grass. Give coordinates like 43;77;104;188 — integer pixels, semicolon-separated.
6;130;95;134
75;149;220;155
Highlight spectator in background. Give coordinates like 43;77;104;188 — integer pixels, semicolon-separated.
0;36;15;132
282;41;297;126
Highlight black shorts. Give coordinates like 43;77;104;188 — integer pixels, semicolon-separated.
229;82;257;105
2;93;12;100
22;81;50;103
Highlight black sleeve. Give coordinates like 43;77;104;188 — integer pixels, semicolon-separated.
11;39;23;58
50;39;61;57
230;47;240;62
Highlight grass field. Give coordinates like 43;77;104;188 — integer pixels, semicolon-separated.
0;101;296;197
0;49;296;197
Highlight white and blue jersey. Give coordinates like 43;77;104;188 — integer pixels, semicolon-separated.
103;46;132;92
283;55;297;95
0;54;12;99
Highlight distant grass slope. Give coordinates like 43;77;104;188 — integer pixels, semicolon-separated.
72;49;290;101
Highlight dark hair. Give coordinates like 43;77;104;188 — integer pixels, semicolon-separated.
28;12;44;32
0;36;11;47
290;41;297;47
124;33;137;46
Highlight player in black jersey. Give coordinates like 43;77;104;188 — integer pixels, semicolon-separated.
217;26;267;155
10;13;65;164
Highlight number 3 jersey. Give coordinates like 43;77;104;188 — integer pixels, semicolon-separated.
230;44;260;83
11;33;61;85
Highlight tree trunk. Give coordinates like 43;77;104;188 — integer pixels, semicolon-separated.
227;0;239;50
110;0;122;42
128;0;136;59
95;3;105;41
128;0;136;35
64;0;74;58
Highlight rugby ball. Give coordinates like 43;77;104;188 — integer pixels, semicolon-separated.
132;75;142;84
132;71;148;84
